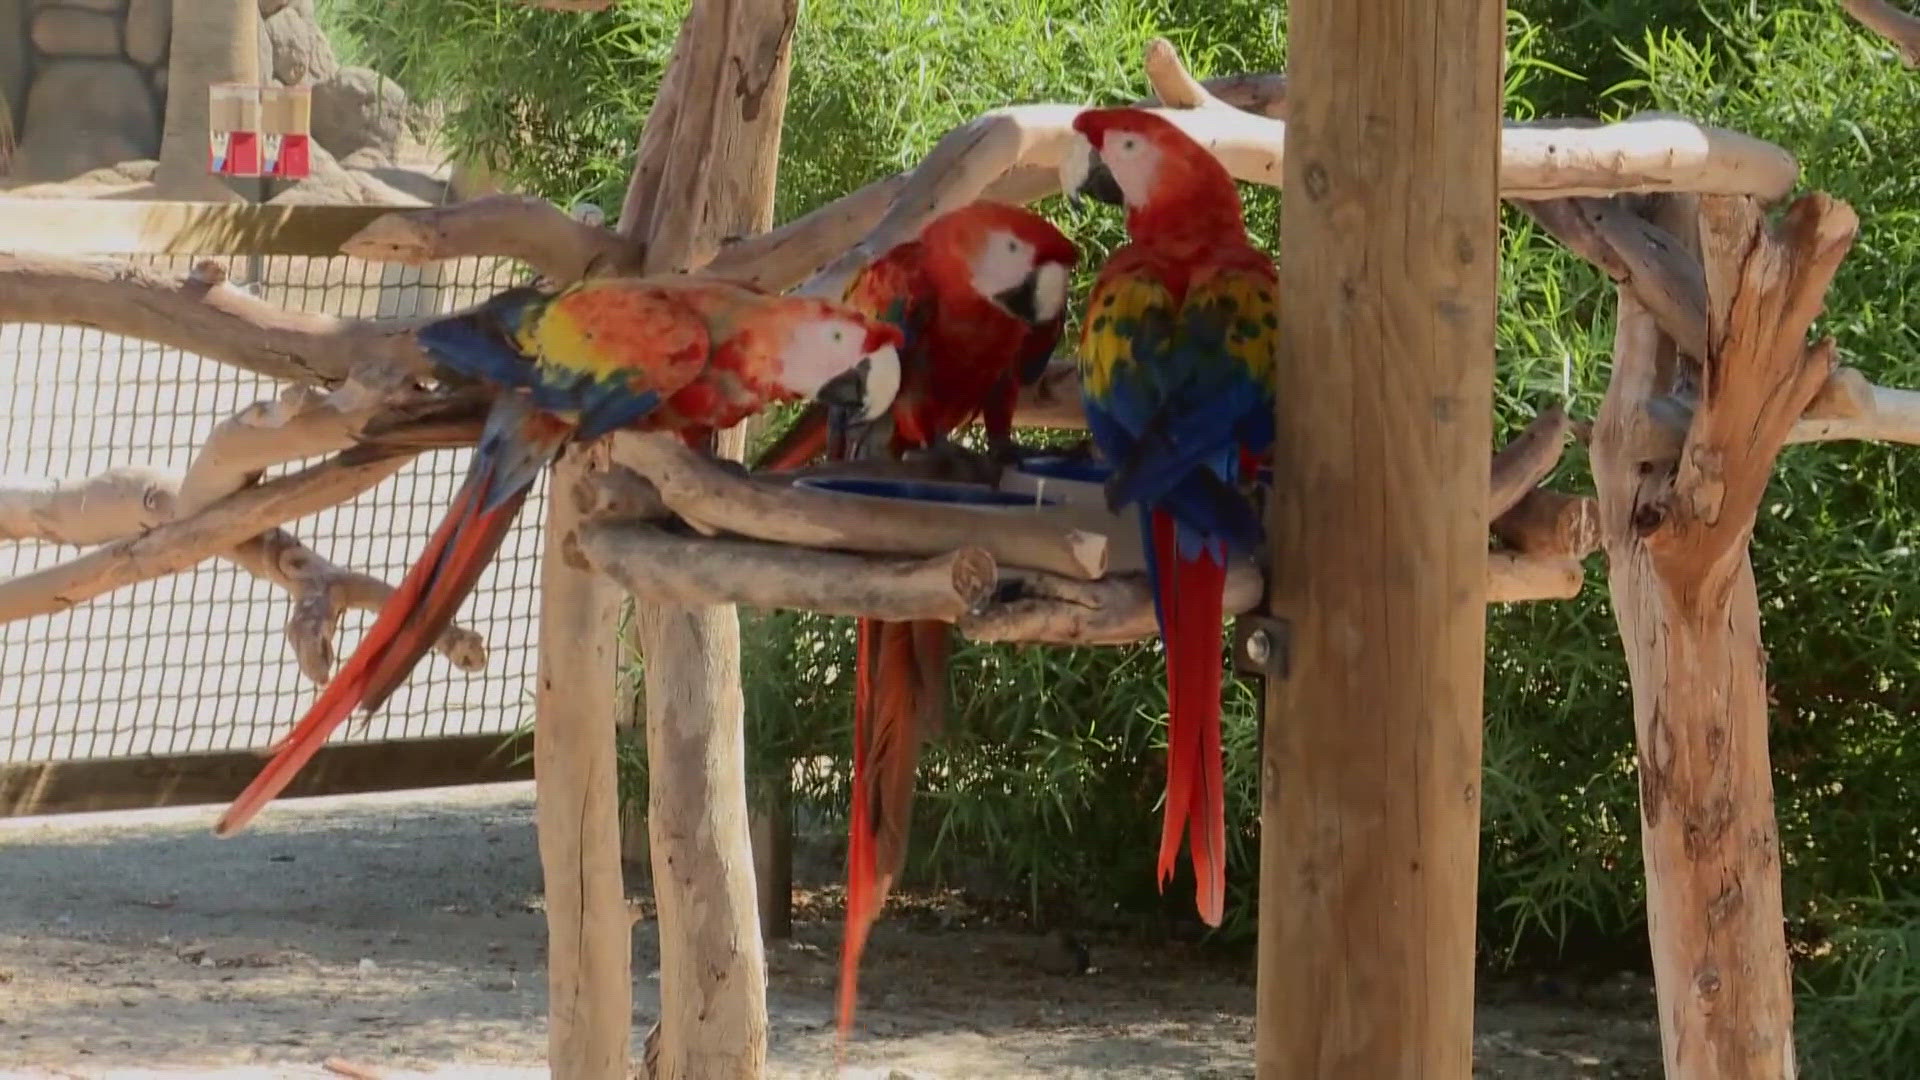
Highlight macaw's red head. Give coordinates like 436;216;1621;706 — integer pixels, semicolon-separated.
1061;107;1244;239
765;297;904;425
919;200;1080;327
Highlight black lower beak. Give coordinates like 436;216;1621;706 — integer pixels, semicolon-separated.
817;360;870;456
1072;152;1126;208
993;275;1041;323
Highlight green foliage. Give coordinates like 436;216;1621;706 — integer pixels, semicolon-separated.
345;0;1920;1070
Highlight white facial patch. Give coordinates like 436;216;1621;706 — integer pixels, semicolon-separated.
778;318;875;398
858;343;901;421
971;230;1037;301
1031;262;1068;322
1099;132;1162;207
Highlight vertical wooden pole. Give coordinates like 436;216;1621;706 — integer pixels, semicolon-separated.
535;440;633;1080
622;1;797;1076
1261;0;1503;1074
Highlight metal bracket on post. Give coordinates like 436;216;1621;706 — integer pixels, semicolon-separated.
1233;614;1290;682
1233;612;1288;810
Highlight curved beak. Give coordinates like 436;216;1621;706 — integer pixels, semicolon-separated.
993;262;1068;326
1060;136;1124;208
815;342;902;453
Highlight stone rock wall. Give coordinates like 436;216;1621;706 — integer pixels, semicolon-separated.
2;0;429;202
4;0;170;182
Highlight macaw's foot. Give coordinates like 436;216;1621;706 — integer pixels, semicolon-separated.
900;440;1002;485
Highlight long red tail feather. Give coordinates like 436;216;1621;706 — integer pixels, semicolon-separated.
215;428;558;837
1150;510;1227;926
838;616;947;1039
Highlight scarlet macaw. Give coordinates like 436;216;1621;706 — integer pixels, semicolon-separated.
755;200;1078;1036
214;276;903;837
1060;107;1276;926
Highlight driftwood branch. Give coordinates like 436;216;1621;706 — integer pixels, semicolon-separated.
0;256;433;386
0;385;485;679
1516;197;1710;360
1489;405;1573;520
576;522;997;622
339;194;637;282
1785;366;1920;444
0;447;417;623
801;38;1795;298
615;436;1108;579
1842;0;1920;65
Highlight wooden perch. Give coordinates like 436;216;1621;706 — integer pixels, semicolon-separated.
1489;405;1573;519
615;436;1108;579
1842;0;1920;66
1785;365;1920;444
576;522;997;622
340;194;637;281
0;385;485;680
960;561;1264;645
0;447;416;624
0;255;433;386
802;39;1795;298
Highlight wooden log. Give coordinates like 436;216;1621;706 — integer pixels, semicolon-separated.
575;523;996;622
1590;192;1857;1079
616;440;1108;580
1259;0;1501;1075
533;441;632;1080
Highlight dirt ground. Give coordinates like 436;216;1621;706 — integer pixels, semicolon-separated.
0;783;1660;1079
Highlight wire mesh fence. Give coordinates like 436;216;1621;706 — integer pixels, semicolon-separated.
0;252;545;765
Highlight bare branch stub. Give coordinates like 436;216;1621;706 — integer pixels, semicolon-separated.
1842;0;1920;66
1489;405;1573;520
1653;194;1858;584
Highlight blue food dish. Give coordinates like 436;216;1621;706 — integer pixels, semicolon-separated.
794;476;1059;508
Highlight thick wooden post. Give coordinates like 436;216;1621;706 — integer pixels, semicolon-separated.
154;0;260;200
1261;0;1503;1074
1589;193;1855;1079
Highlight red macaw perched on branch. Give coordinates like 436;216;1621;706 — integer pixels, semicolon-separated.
754;200;1078;1037
1060;107;1276;926
214;276;903;838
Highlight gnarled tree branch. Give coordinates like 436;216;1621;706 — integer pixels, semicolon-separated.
0;256;433;386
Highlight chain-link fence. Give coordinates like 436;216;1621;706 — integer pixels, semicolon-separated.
0;251;545;767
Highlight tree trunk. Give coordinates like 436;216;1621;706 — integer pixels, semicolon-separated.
534;441;635;1080
1258;0;1503;1074
620;0;798;1076
1590;193;1857;1079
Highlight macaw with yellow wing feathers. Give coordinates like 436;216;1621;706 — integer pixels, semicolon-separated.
754;200;1079;1040
1060;107;1276;926
214;276;903;838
